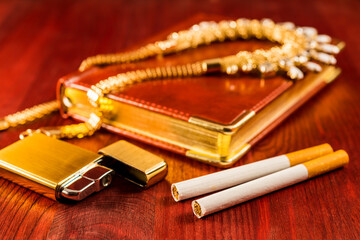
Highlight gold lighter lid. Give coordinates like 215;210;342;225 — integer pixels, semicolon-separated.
99;140;167;188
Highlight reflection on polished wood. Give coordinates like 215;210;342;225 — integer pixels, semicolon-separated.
0;0;359;239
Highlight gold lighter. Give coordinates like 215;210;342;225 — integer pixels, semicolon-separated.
0;133;167;201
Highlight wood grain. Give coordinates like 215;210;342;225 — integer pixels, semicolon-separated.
0;0;360;239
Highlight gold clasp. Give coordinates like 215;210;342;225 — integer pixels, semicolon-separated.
202;58;222;73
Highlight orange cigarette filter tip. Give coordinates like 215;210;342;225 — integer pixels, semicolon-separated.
303;150;349;178
286;143;333;166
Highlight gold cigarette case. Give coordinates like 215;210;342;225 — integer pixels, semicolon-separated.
0;133;167;201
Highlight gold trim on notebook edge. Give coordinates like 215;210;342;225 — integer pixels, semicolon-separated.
188;110;255;133
186;143;252;168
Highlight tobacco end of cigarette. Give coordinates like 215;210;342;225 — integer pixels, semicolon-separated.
192;200;203;218
286;143;333;166
303;150;349;178
171;184;180;202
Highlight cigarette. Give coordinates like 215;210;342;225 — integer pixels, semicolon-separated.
192;150;349;218
171;144;333;201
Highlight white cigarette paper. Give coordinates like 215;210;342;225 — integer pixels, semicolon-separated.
192;150;349;218
171;144;333;201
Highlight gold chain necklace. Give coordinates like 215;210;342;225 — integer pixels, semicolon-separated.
0;18;340;139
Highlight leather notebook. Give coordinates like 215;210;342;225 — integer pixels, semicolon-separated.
57;15;342;167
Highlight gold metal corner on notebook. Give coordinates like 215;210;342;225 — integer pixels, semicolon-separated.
337;41;346;51
58;83;74;115
217;133;231;157
321;66;341;84
186;143;252;168
188;110;255;133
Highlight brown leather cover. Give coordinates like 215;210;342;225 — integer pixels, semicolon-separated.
58;15;293;125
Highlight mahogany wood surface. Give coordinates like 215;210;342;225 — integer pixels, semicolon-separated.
0;0;359;239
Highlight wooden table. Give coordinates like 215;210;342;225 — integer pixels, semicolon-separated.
0;0;359;239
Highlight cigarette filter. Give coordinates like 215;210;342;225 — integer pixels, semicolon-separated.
0;133;167;201
192;150;349;218
172;144;333;201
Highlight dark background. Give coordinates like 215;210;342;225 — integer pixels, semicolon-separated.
0;0;359;239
